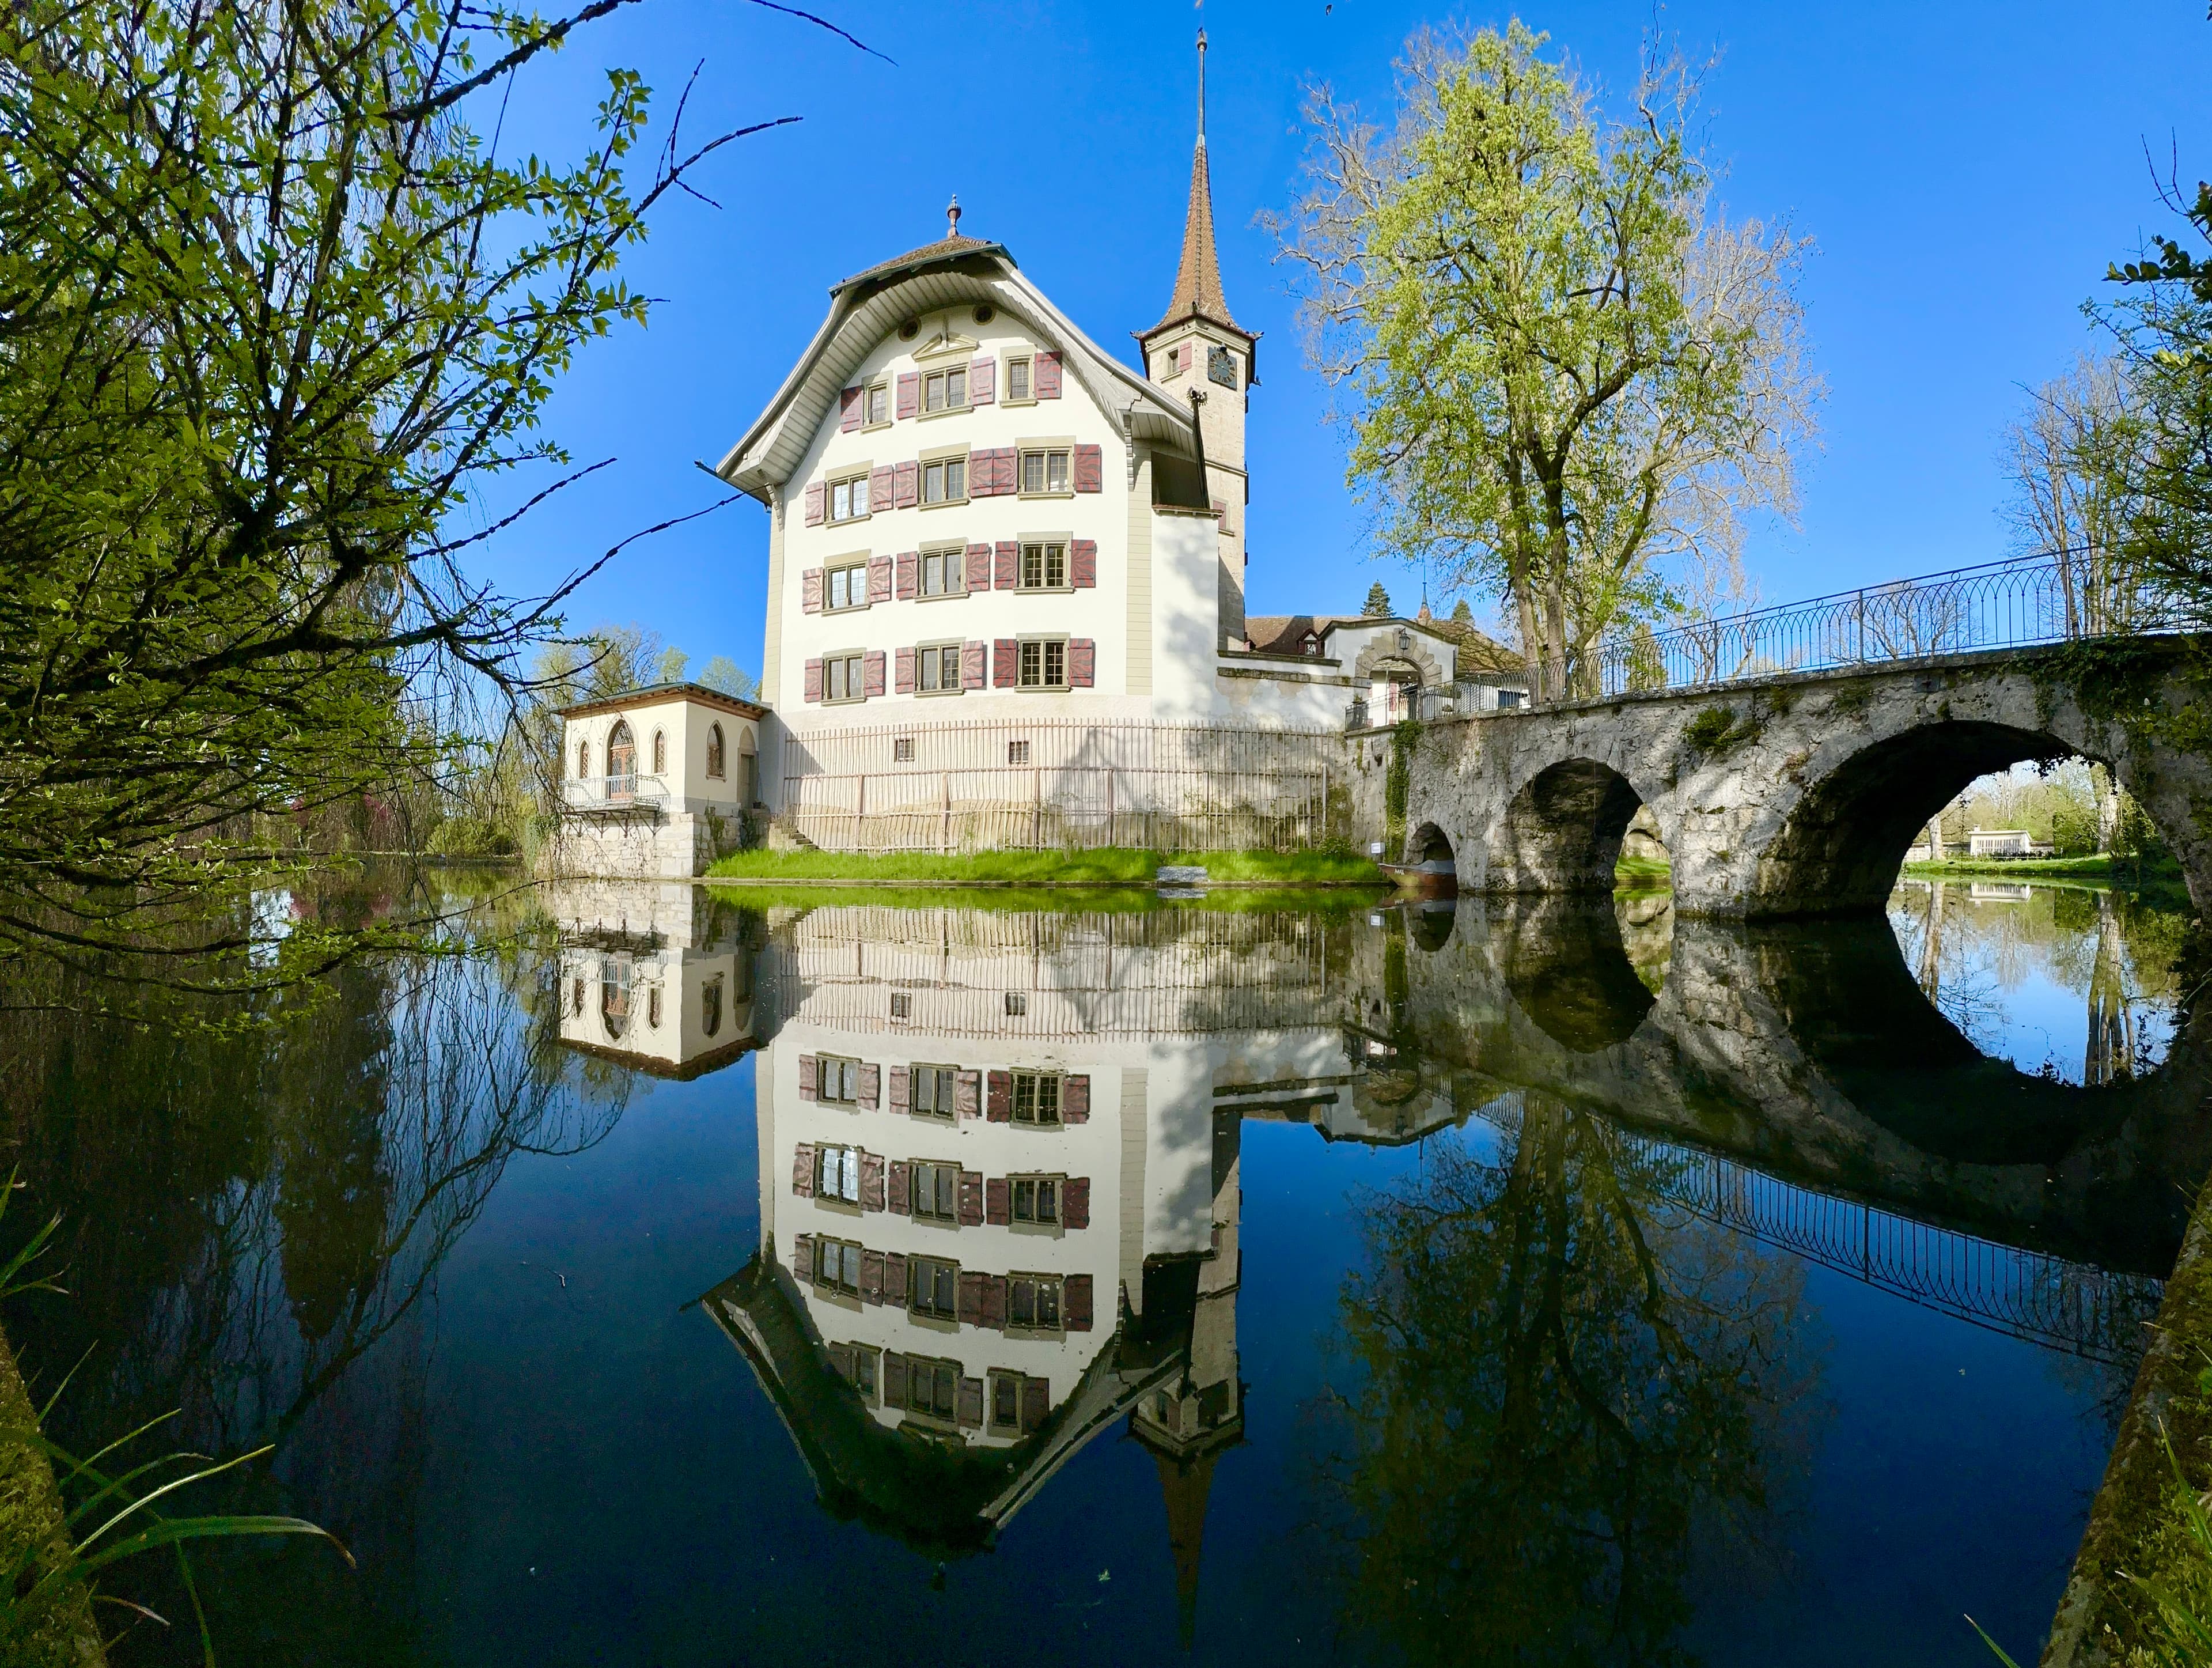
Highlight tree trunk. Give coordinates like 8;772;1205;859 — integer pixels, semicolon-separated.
2092;763;2120;855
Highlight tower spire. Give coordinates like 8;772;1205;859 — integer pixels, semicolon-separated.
1145;27;1244;340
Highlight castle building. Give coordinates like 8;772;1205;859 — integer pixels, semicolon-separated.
695;34;1522;856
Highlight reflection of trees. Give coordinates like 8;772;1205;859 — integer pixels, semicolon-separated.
1305;1096;1817;1667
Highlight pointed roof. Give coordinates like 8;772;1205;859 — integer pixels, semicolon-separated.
1143;31;1251;346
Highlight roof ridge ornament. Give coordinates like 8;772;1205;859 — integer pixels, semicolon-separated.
946;194;961;239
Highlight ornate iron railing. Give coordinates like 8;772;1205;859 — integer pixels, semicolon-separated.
1581;548;2184;702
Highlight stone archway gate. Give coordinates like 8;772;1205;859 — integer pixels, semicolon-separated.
1350;639;2212;919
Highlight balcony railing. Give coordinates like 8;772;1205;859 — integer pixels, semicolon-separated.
562;773;670;812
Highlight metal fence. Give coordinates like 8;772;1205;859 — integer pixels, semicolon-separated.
1472;1091;2159;1362
779;720;1345;853
1585;548;2184;701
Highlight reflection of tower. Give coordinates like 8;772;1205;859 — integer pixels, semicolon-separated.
2086;889;2135;1085
1131;1105;1244;1648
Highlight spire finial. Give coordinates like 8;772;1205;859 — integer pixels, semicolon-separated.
946;194;961;238
1196;27;1207;142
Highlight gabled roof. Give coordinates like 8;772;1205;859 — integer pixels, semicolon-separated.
1244;613;1524;680
717;227;1202;506
554;680;767;722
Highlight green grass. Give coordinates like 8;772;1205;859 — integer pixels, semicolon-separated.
710;882;1385;916
1903;852;2183;882
702;847;1386;887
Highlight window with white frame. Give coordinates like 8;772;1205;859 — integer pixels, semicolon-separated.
910;1160;961;1223
826;472;870;524
1017;638;1067;690
825;560;868;612
919;545;964;597
1018;449;1070;496
910;1064;959;1120
815;1055;861;1105
920;454;967;505
812;1237;862;1294
910;1256;959;1319
892;737;916;762
914;641;963;695
1004;355;1033;403
1006;740;1031;766
863;381;890;427
1011;1071;1061;1125
815;1143;862;1204
1017;541;1067;589
1011;1175;1060;1226
889;990;913;1019
1007;1273;1063;1330
921;365;967;414
822;652;866;703
1005;991;1028;1016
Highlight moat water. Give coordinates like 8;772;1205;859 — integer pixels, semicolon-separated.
0;872;2196;1665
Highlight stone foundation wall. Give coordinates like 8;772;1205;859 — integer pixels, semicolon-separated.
550;809;743;880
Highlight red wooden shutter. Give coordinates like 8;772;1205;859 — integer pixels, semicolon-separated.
994;541;1018;591
987;1070;1012;1121
884;1253;908;1307
858;1062;880;1106
965;543;992;591
1035;351;1062;398
797;1054;818;1098
1064;1177;1090;1230
991;639;1017;687
961;642;987;690
957;1376;985;1428
985;1177;1010;1224
956;1069;982;1116
1065;1273;1094;1331
1178;342;1193;373
860;1149;885;1210
1067;640;1095;688
801;569;824;613
861;1249;887;1304
1070;540;1097;588
894;648;915;694
804;482;825;525
888;1159;910;1215
791;1143;815;1196
1063;1075;1090;1124
982;1274;1007;1329
969;448;995;497
1073;444;1102;493
969;357;995;403
1020;1375;1049;1432
896;372;920;419
840;385;862;431
868;555;893;603
957;1269;984;1324
870;463;895;510
894;460;918;507
999;448;1020;495
889;1065;910;1110
884;1351;909;1403
863;651;887;699
802;658;823;703
791;1232;814;1280
895;550;918;599
958;1170;983;1227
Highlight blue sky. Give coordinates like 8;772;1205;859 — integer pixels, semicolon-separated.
478;0;2212;679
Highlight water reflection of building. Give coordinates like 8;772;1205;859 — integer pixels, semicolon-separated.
550;880;760;1077
702;907;1363;1608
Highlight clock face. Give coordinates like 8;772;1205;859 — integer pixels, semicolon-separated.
1207;344;1238;389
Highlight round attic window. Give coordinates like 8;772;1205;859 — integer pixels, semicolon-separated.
972;304;996;325
897;317;919;341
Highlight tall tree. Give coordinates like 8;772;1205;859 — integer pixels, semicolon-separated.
0;0;815;975
1273;22;1818;701
1362;581;1395;617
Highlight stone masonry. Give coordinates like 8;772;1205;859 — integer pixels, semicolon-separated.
1349;641;2212;919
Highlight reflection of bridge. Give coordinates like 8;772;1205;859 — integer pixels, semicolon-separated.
1469;1090;2160;1363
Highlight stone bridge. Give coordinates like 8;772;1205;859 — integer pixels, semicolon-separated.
1351;640;2212;917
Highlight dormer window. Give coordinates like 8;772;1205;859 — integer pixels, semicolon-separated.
1304;633;1320;655
922;365;967;414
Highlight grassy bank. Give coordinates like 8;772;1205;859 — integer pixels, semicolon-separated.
0;1326;103;1667
703;848;1386;887
1903;853;2181;883
710;883;1386;915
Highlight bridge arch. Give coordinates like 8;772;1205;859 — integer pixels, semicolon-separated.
1493;757;1656;894
1748;716;2166;917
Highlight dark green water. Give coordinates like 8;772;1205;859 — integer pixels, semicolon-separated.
0;873;2197;1665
